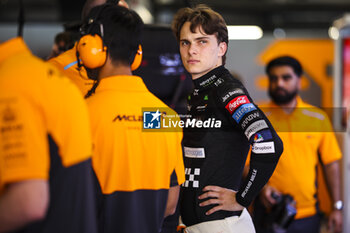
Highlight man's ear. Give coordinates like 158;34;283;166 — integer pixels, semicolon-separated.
297;76;302;91
218;42;227;57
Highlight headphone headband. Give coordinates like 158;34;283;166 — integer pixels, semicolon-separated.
76;3;143;74
80;3;111;37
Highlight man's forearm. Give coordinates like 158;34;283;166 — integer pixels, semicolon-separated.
236;155;281;207
164;185;180;217
324;161;342;204
0;180;49;232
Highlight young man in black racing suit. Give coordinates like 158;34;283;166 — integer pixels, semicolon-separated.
172;5;284;232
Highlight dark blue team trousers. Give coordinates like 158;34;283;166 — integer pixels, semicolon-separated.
285;214;321;233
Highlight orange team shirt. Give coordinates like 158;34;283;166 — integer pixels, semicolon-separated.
86;75;185;233
48;44;94;96
0;38;92;193
87;75;185;193
256;97;341;219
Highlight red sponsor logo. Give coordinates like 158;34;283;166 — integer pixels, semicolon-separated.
225;96;250;114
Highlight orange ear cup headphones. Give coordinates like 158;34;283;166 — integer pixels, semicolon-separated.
76;4;143;72
77;34;143;71
131;44;142;71
77;34;107;69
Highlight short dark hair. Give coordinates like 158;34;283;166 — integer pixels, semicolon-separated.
266;56;303;77
171;4;228;65
84;4;144;66
54;32;75;52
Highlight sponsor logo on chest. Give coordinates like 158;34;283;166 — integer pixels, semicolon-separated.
199;75;217;87
184;147;205;158
253;129;273;142
241;112;260;129
252;141;275;154
196;104;207;111
214;78;224;86
225;96;250;114
232;103;257;123
244;119;268;139
222;89;245;102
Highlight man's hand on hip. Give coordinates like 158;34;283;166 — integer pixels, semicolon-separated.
198;185;244;215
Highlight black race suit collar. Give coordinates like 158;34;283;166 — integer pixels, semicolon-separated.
192;65;228;91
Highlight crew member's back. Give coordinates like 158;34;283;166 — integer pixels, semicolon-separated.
0;37;97;233
87;75;185;233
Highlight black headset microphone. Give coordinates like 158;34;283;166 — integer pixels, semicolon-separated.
18;0;24;37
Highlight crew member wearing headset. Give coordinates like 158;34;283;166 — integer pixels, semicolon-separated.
76;4;185;233
48;0;129;97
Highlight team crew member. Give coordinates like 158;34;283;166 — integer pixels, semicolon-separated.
0;37;97;233
46;31;75;60
78;4;185;233
254;56;342;233
48;0;129;96
48;43;94;95
171;5;283;232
